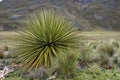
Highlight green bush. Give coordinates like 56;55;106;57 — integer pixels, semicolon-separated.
98;42;115;57
88;41;99;49
55;50;78;78
112;40;119;48
16;10;79;71
79;46;92;63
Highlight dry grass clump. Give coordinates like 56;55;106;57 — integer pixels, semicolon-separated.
79;46;93;63
98;42;115;57
112;40;119;48
48;49;79;79
88;41;99;49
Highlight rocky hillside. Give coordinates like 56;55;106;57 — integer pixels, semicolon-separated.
0;0;120;31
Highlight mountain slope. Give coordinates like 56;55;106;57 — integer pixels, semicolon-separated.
0;0;120;31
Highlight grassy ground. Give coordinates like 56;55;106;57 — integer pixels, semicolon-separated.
0;31;120;48
0;31;17;49
5;69;120;80
1;31;120;80
63;69;120;80
80;31;120;41
0;31;120;41
0;31;17;40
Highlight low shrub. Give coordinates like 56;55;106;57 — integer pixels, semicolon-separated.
79;46;93;63
112;40;119;48
98;42;115;57
54;50;78;78
89;41;99;49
